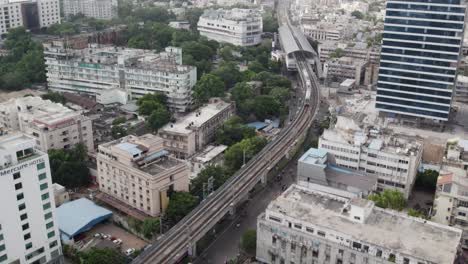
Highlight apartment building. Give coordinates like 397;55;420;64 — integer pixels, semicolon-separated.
323;57;367;86
318;116;422;198
0;0;60;36
376;0;466;121
63;0;117;20
455;75;468;104
0;96;94;152
97;134;190;217
257;184;462;264
43;42;197;112
432;165;468;249
159;98;235;159
0;131;62;264
318;42;380;64
301;24;341;41
197;8;263;47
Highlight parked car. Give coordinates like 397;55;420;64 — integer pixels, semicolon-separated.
126;248;135;256
93;233;101;238
113;239;122;245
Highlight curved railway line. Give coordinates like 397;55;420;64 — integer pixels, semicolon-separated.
133;3;321;263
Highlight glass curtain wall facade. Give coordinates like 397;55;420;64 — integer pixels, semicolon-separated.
376;0;466;121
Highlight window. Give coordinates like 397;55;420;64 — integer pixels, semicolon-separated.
40;183;48;191
20;213;28;221
47;231;55;238
16;193;24;201
24;233;31;240
269;216;281;223
272;236;277;245
49;241;58;249
13;172;20;180
41;193;49;201
25;242;32;250
37;162;45;170
294;223;302;229
46;222;54;229
376;249;382;257
22;223;29;231
306;227;314;233
317;231;326;237
18;203;26;211
44;212;52;220
0;245;4;252
0;254;7;262
15;183;22;190
38;173;46;181
43;203;51;210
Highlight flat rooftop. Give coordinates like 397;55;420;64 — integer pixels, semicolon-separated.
267;185;462;264
161;99;232;135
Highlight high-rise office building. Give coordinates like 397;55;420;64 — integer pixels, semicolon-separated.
376;0;466;121
0;131;62;264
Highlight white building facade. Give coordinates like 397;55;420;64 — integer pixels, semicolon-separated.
197;8;263;47
0;132;62;264
43;43;197;112
63;0;117;20
0;0;60;36
257;184;462;264
318;117;422;198
0;96;94;152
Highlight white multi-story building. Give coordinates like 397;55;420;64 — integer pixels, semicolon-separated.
63;0;117;20
97;134;190;217
318;116;422;198
158;98;235;159
432;165;468;249
197;8;263;47
0;131;62;264
455;75;468;104
0;0;60;36
301;24;341;41
43;43;197;112
257;184;463;264
0;96;94;152
323;57;368;86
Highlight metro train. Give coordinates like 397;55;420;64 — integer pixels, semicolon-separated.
301;68;312;106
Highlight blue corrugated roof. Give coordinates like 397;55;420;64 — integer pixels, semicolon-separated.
116;142;142;156
57;198;112;238
142;149;169;163
247;121;268;130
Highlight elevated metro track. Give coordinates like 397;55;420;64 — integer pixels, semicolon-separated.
133;2;321;263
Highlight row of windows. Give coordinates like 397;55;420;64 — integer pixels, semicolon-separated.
380;61;456;75
377;179;406;189
383;32;461;45
383;40;461;53
387;3;466;13
381;54;452;68
377;89;451;104
385;18;464;30
378;82;452;97
386;10;465;21
376;96;451;111
320;144;359;154
379;75;451;90
384;25;459;37
376;103;449;119
379;69;454;83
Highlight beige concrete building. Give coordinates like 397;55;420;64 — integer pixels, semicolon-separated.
52;183;70;207
0;96;94;152
257;184;463;264
159;98;235;159
97;134;189;217
323;57;368;86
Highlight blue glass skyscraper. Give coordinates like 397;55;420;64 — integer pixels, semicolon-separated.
376;0;466;121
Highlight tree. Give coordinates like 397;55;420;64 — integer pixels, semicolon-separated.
368;189;406;211
414;170;439;191
216;116;256;146
184;8;204;30
79;248;125;264
112;116;127;125
48;144;92;189
193;74;225;103
148;107;171;131
248;61;267;73
111;126;127;139
224;136;268;172
408;208;426;219
241;229;257;256
262;13;279;33
190;165;232;199
351;10;364;19
212;62;242;88
330;48;345;58
165;192;199;225
252;95;281;120
41;92;66;104
141;218;160;239
269;87;290;104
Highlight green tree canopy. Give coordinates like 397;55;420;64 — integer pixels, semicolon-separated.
414;170;439;191
148;107;171;131
165;192;199;225
212;62;242;88
48;144;91;189
41;92;66;104
241;229;257;256
252;95;281;120
216;116;256;146
224;136;268;172
262;13;279;33
79;248;125;264
193;74;225;103
190;165;232;199
351;10;364;19
368;189;406;211
141;218;160;239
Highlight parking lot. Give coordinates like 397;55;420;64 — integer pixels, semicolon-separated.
84;222;148;254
